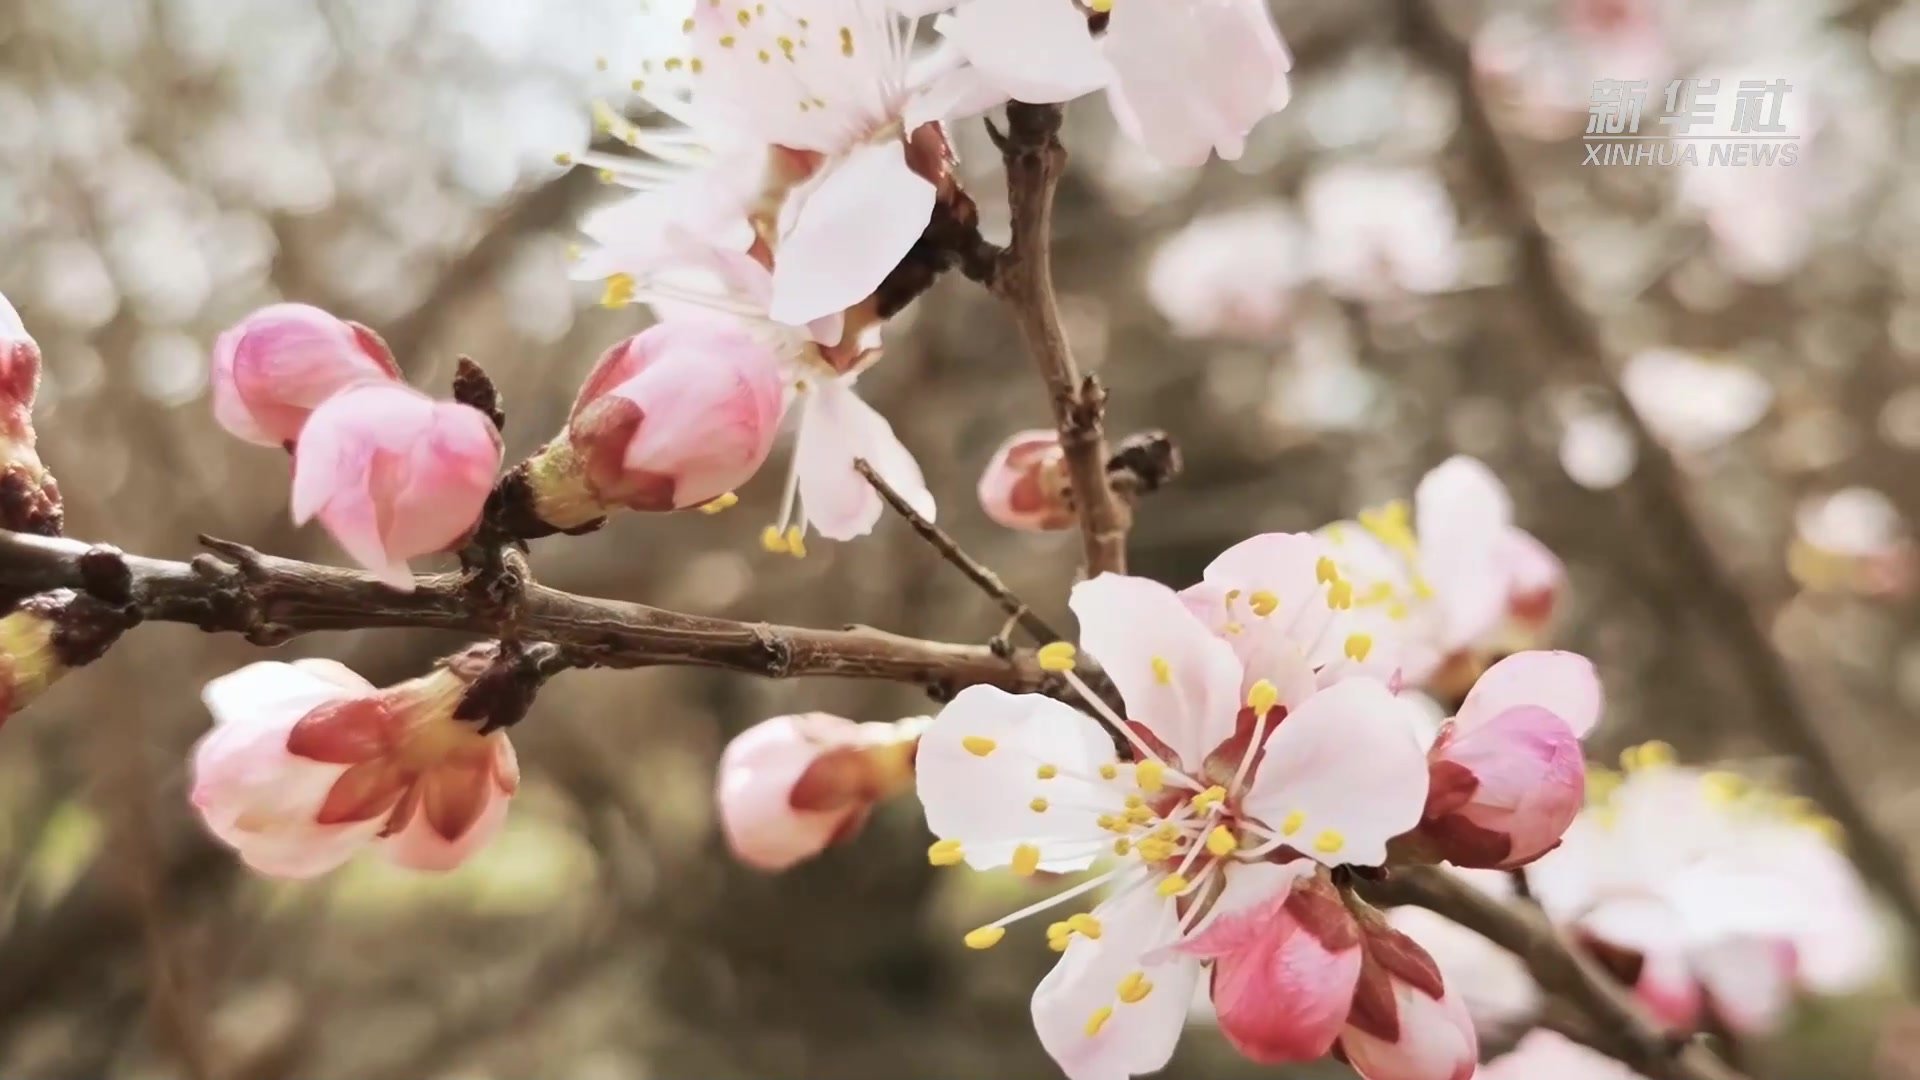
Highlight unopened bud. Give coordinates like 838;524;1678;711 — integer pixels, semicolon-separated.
716;713;925;872
977;430;1075;532
0;589;135;725
0;292;60;536
211;303;403;448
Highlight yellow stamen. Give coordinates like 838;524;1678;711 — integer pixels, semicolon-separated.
1157;874;1190;897
1113;837;1132;856
1326;580;1354;609
1315;556;1339;584
964;926;1006;950
1191;785;1227;812
1135;838;1175;862
1124;805;1154;824
1048;935;1070;952
927;839;964;866
1124;794;1144;809
1281;810;1305;836
1247;679;1278;716
1344;634;1373;662
1035;764;1059;780
1029;797;1050;813
1206;825;1238;856
1067;914;1102;939
1702;771;1748;804
1084;1006;1113;1036
1150;655;1172;684
760;525;788;553
1248;590;1279;617
1117;972;1153;1004
962;735;997;757
1036;641;1078;672
783;525;807;558
1087;0;1113;11
1621;740;1676;771
600;272;636;308
697;491;739;514
1011;843;1041;877
1099;763;1118;780
1313;829;1346;855
1135;760;1166;793
552;151;575;166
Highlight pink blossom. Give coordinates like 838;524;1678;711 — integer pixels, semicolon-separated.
1146;202;1307;341
1481;1030;1645;1079
291;384;502;589
1620;348;1772;455
1336;919;1478;1080
917;571;1432;1080
716;712;922;872
1389;870;1540;1033
191;659;517;878
1418;650;1602;869
976;429;1074;532
210;303;402;448
1304;165;1461;303
0;290;43;447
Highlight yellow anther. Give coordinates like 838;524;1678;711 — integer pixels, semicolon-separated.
1206;825;1238;856
1099;763;1118;780
961;735;997;757
1359;581;1396;606
1150;655;1172;685
1223;621;1244;635
664;56;685;71
1156;874;1190;897
1247;679;1279;716
777;34;796;58
1084;1006;1113;1037
783;525;807;558
1067;914;1102;939
600;272;636;308
1248;590;1279;617
1011;843;1041;877
1152;824;1176;842
697;491;739;514
718;34;737;46
1088;0;1113;10
1326;580;1354;610
595;168;617;183
1281;810;1305;836
1124;794;1144;809
1048;934;1070;952
964;926;1005;950
1035;764;1059;781
690;57;704;73
1316;556;1339;584
1344;634;1374;662
553;151;575;166
736;6;751;23
1036;641;1078;672
1029;797;1050;813
1386;601;1410;621
1621;740;1676;771
1117;972;1153;1004
927;839;964;866
760;525;788;553
1125;805;1154;824
1313;829;1346;855
1113;837;1132;856
1135;760;1166;793
1808;816;1846;846
1047;920;1072;939
838;25;855;55
1412;576;1436;600
1702;771;1748;805
682;16;695;30
594;55;609;70
1586;766;1623;803
1191;785;1228;812
1135;838;1174;862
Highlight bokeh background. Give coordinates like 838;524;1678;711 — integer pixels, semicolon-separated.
2;0;1918;1077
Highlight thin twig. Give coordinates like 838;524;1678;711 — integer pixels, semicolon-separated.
1365;867;1747;1080
1395;0;1920;979
988;103;1129;576
854;457;1063;645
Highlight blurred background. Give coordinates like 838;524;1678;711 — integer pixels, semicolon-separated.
2;0;1918;1076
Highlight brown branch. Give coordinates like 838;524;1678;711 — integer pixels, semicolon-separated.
988;103;1129;577
1364;867;1747;1080
0;531;1057;702
1395;0;1920;978
855;458;1063;645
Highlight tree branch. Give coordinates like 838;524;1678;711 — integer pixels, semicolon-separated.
0;532;1057;701
1365;867;1747;1080
1395;0;1920;977
990;103;1129;576
855;458;1063;645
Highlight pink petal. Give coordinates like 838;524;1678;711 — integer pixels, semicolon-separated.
795;379;931;541
1032;883;1199;1080
1068;574;1245;769
1338;978;1478;1080
769;141;936;328
1426;706;1586;869
1456;650;1603;738
380;773;511;872
212;303;400;447
719;712;894;872
1103;0;1291;166
1414;455;1514;650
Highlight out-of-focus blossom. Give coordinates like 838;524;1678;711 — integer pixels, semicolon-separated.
1472;0;1673;140
1335;914;1478;1080
521;321;785;530
191;657;519;878
1620;348;1773;454
1320;457;1566;692
977;429;1075;532
1790;487;1916;600
1417;650;1602;869
1389;870;1540;1034
1304;165;1461;303
210;303;402;448
716;712;922;872
1482;1030;1645;1079
291;384;502;589
1529;748;1884;1036
1146;201;1307;341
0;291;61;536
0;589;132;727
917;568;1431;1080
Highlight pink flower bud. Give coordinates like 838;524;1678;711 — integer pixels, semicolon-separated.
211;303;402;447
0;589;132;725
291;384;501;589
191;658;518;878
1337;920;1478;1080
1417;651;1601;869
524;321;785;530
0;292;60;535
0;291;43;446
1500;527;1565;634
976;430;1075;532
715;712;920;872
1179;870;1363;1063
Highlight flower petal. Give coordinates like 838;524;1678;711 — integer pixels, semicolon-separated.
1457;650;1603;738
1415;455;1514;650
1070;574;1246;769
1102;0;1291;166
938;0;1112;104
1240;679;1430;867
795;378;932;541
917;685;1123;871
768;141;936;328
1033;882;1201;1080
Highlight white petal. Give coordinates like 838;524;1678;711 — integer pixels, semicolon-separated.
917;685;1124;871
1069;574;1245;769
1415;455;1515;650
1456;650;1603;738
202;661;361;728
1239;679;1430;867
795;379;932;541
939;0;1112;104
769;142;936;327
1033;882;1202;1080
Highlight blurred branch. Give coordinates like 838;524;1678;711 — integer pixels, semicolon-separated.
855;458;1063;645
1395;0;1920;976
987;103;1129;577
0;531;1063;701
1365;867;1746;1080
